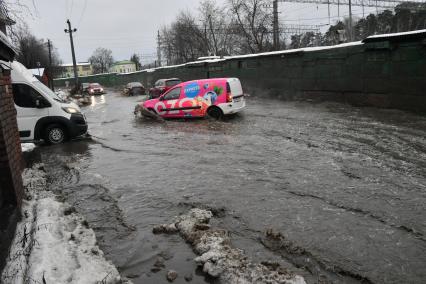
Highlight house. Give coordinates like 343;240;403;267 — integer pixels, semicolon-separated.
29;68;49;86
60;62;93;78
110;60;136;74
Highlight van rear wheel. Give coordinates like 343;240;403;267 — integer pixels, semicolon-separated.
207;106;223;120
44;124;67;145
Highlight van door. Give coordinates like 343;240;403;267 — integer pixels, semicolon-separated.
161;87;182;118
227;78;243;98
12;83;50;141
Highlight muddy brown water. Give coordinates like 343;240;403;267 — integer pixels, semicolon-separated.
38;91;426;284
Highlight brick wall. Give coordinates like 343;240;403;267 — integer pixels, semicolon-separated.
0;66;24;272
0;67;23;208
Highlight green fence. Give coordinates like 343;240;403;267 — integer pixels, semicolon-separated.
54;31;426;112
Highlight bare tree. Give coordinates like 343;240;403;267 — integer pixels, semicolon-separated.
198;0;234;56
227;0;273;53
89;47;114;74
160;11;206;65
130;53;141;71
0;0;36;36
10;23;62;72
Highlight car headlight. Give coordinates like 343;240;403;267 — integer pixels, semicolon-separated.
62;107;80;114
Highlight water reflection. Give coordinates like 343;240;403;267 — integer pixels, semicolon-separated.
89;95;106;109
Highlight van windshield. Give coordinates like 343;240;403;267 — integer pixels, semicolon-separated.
33;81;66;103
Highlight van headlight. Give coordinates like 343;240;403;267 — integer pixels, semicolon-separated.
62;107;80;114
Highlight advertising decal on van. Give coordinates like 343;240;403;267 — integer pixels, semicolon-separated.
139;78;245;119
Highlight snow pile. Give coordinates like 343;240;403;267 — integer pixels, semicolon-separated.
153;209;306;284
1;164;129;284
21;143;36;153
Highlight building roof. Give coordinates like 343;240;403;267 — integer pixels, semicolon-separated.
0;30;16;61
29;68;45;76
112;60;135;66
61;62;91;67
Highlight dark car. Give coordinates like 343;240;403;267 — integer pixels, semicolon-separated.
80;83;90;95
148;78;181;99
123;82;145;96
87;83;105;95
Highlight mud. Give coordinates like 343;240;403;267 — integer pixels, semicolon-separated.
36;91;426;284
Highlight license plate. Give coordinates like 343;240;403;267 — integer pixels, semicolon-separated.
234;97;241;102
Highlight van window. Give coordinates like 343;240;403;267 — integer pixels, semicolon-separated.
33;81;64;102
12;83;42;108
163;87;181;100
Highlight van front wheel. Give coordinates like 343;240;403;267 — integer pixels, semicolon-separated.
44;124;67;145
207;106;223;120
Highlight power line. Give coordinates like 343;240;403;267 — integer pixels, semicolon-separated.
77;0;88;27
273;0;425;43
276;0;426;9
70;0;74;18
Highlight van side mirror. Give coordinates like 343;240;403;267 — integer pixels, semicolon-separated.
35;96;48;108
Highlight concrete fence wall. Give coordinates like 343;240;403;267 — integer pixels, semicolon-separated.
54;33;426;112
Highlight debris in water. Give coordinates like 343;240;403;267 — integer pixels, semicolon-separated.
134;104;164;121
166;270;178;282
152;223;179;234
151;257;166;273
154;208;306;284
184;273;193;282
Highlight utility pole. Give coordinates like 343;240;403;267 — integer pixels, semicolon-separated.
64;19;79;88
157;30;162;67
273;0;279;50
327;0;331;25
47;39;54;91
348;0;353;41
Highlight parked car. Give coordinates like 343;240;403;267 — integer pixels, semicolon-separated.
136;78;245;119
80;83;90;94
148;78;181;99
123;82;145;96
4;60;88;144
87;83;105;95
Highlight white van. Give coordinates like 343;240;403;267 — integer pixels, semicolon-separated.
4;61;88;144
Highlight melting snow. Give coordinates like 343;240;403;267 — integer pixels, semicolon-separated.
1;164;130;284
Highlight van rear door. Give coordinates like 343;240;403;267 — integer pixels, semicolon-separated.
12;83;50;141
227;78;243;101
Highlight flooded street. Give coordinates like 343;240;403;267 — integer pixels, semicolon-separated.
38;91;426;284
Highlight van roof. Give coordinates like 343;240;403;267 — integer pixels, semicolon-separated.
9;60;39;83
184;78;237;84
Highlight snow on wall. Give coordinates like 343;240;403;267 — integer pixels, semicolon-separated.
366;29;426;39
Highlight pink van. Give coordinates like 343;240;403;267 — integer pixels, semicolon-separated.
137;78;246;119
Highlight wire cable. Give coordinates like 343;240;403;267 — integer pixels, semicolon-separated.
78;0;88;28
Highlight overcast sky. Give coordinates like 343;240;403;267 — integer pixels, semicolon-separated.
19;0;380;64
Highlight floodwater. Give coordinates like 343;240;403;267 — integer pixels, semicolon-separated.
38;91;426;284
